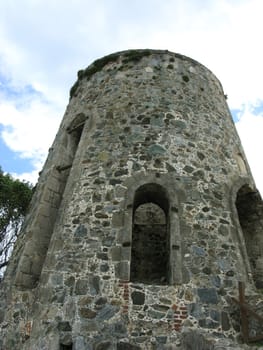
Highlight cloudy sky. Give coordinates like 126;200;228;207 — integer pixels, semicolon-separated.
0;0;262;195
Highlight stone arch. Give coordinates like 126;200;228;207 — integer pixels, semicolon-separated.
130;183;169;284
235;184;263;288
118;173;183;285
236;153;247;175
60;343;73;350
66;112;88;158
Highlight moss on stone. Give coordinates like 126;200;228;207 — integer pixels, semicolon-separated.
122;49;151;64
70;50;152;98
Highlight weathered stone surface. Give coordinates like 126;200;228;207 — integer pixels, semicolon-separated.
79;308;97;319
90;275;100;295
1;49;262;350
197;288;218;304
94;340;111;350
115;261;129;280
179;330;214;350
75;224;88;237
131;291;145;305
96;304;119;321
221;311;231;331
117;342;141;350
110;246;122;261
58;321;72;331
75;279;88;295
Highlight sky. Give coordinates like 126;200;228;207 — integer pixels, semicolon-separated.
0;0;262;195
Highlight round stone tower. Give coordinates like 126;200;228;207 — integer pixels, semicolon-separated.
1;49;263;349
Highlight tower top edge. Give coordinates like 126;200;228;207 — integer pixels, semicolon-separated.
70;49;223;99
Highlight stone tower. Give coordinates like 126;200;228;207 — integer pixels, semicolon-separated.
1;49;263;350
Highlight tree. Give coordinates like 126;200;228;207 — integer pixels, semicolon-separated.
0;167;33;276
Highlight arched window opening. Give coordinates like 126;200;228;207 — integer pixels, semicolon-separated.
67;123;84;159
236;185;263;288
130;183;169;284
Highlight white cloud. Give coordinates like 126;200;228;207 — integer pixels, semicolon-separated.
11;169;41;186
0;0;262;107
0;99;61;182
235;105;263;195
0;0;262;193
0;101;60;158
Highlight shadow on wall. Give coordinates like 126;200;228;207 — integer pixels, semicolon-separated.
236;185;263;289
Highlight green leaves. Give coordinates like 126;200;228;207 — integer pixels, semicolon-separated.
0;167;33;272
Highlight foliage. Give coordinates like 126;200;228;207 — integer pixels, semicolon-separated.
0;167;33;274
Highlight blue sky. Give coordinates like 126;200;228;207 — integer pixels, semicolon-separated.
0;0;262;194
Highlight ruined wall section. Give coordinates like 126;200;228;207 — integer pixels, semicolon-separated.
0;95;89;349
1;50;262;349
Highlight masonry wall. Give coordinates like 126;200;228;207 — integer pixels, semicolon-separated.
1;50;263;350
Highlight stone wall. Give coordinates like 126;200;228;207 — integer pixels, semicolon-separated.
1;49;263;350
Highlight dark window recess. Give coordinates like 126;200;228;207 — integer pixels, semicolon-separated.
71;124;84;149
130;183;169;284
67;123;84;159
236;185;263;288
60;344;73;350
